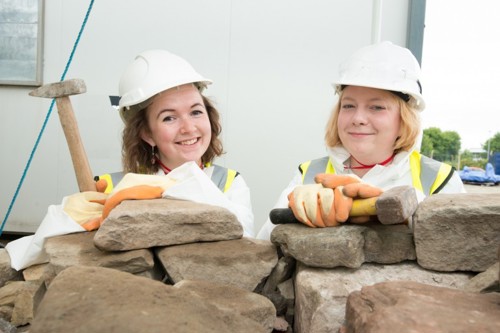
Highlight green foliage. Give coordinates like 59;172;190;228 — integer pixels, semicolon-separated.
422;127;461;161
420;134;434;156
482;132;500;155
459;150;488;169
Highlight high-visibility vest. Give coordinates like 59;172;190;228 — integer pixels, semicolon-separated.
299;151;454;196
95;164;239;194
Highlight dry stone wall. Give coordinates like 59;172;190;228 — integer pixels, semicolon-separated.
0;194;498;333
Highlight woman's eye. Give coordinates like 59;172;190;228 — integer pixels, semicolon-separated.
370;105;385;111
162;116;175;122
341;104;354;109
191;109;205;116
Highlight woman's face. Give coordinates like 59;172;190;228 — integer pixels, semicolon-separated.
141;84;211;170
337;86;401;163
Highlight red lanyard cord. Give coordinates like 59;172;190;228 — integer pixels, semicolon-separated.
345;153;395;170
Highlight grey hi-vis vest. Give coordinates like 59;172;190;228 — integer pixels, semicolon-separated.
300;151;455;196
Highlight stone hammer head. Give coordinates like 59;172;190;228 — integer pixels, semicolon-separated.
29;78;86;98
375;185;419;225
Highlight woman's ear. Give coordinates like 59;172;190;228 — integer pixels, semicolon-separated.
140;129;155;147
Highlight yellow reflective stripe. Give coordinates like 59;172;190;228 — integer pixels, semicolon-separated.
97;174;114;194
300;160;312;183
224;169;237;193
206;162;237;193
326;159;335;175
409;151;423;193
429;163;452;195
301;157;336;184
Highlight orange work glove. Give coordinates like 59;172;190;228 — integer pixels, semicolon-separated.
287;184;354;228
314;173;383;224
81;185;165;231
288;184;334;227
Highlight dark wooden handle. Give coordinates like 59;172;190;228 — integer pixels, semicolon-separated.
269;208;301;225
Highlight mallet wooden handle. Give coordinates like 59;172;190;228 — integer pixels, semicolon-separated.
55;96;96;192
270;197;378;225
29;79;96;192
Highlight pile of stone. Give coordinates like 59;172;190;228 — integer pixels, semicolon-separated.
0;193;498;333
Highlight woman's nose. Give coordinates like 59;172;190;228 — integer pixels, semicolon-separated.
351;109;368;126
179;117;196;133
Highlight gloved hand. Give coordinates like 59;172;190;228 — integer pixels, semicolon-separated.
85;185;165;231
314;173;383;224
287;184;354;227
63;191;109;231
288;184;333;227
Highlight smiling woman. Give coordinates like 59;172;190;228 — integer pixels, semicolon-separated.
95;49;255;237
257;41;466;240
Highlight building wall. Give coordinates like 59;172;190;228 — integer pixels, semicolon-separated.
0;0;411;235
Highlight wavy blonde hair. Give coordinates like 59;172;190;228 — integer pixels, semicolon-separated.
121;95;224;173
325;89;421;152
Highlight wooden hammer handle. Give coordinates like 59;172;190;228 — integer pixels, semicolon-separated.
56;96;96;192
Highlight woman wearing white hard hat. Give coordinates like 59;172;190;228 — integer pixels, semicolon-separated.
257;41;465;240
99;49;254;237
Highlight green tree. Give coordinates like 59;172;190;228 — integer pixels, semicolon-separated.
422;127;461;162
420;133;434;157
459;149;487;169
482;132;500;156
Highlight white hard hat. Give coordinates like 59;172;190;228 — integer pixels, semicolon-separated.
118;49;212;121
332;41;425;111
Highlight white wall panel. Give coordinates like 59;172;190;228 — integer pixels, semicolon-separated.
0;0;410;235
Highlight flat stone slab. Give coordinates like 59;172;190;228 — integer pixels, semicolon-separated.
94;199;243;251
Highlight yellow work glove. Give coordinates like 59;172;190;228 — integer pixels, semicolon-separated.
63;192;109;231
315;173;383;224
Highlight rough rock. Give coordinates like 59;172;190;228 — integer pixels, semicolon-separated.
271;223;415;268
94;199;243;251
294;261;473;333
174;279;276;331
414;193;500;272
44;231;155;275
156;238;278;291
30;266;269;333
344;280;500;333
0;250;22;288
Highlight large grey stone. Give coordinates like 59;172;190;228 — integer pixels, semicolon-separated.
94;199;243;251
174;279;276;332
30;266;267;333
44;231;154;275
271;223;416;269
271;224;365;268
294;262;472;333
345;280;500;333
414;193;500;272
0;250;22;288
156;238;278;291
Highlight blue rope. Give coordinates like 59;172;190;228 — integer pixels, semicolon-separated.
0;0;95;237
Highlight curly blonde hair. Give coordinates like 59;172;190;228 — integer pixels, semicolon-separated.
324;89;421;152
121;95;224;173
